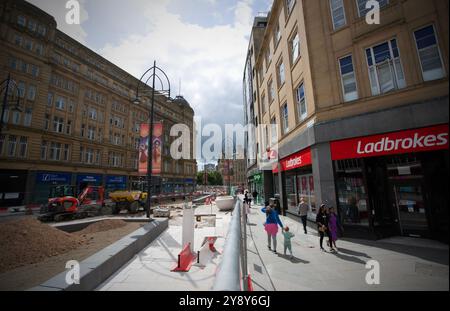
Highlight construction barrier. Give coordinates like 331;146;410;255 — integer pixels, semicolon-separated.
247;274;254;291
196;237;218;267
171;243;196;272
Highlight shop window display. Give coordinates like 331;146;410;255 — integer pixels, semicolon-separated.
286;174;297;211
335;159;369;226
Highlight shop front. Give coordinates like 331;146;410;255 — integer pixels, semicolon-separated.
105;175;127;197
273;148;316;221
330;124;449;242
34;171;72;204
0;170;28;207
76;174;103;194
184;178;195;194
248;172;264;205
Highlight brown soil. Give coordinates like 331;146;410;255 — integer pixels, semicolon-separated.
0;218;146;291
0;217;84;273
75;219;127;235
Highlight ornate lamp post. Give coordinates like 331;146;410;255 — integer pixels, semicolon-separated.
132;61;171;218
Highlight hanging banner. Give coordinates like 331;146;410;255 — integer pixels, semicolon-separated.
139;122;163;175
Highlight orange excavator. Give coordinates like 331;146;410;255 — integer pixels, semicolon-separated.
38;185;105;222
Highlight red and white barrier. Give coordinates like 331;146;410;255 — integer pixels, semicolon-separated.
172;243;196;272
196;237;218;267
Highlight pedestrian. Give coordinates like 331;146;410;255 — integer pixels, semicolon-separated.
282;226;295;259
261;201;284;253
252;190;258;205
298;197;309;234
316;204;328;251
327;206;339;251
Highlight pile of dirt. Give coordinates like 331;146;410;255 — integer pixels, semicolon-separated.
75;219;127;235
0;217;85;273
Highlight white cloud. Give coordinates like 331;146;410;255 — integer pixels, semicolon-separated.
99;0;254;127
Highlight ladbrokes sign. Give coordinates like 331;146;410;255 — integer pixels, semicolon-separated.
331;124;449;161
273;148;312;173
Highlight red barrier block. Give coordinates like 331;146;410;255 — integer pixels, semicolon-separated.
247;274;254;292
172;243;196;272
207;237;217;252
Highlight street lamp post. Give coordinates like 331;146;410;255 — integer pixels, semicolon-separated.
0;73;22;136
133;61;171;219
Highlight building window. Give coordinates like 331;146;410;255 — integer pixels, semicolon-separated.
53;117;64;133
66;120;72;135
44;114;50;130
25;39;33;51
286;0;296;15
17;82;25;98
20;61;27;73
330;0;346;30
7;135;17;157
81;124;86;137
49;142;62;161
18;137;27;158
339;55;358;102
47;93;53;107
35;44;43;56
274;22;281;47
38;25;47;36
40;141;48;160
63;144;70;161
281;103;289;134
290;32;300;64
268;79;275;103
0;135;5;155
28;20;37;32
296;83;307;121
86;148;94;164
366;39;406;95
356;0;388;17
27;85;36;101
55;97;65;110
265;47;272;69
88;107;97;120
261;94;266;115
11;110;20;125
31;65;39;77
277;61;285;86
335;159;369;226
24;108;32;127
95;150;101;165
88;126;96;140
17;15;26;27
14;34;23;46
2;108;9;123
414;25;445;82
271;117;277;145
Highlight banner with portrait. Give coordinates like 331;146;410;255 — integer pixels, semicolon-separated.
139;122;163;175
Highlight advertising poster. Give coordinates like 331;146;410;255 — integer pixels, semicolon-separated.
139;123;163;175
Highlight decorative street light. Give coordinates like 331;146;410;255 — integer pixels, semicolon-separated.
132;61;171;219
0;73;23;136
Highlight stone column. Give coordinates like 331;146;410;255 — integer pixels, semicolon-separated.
311;142;337;208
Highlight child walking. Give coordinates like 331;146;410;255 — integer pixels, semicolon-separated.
282;226;295;259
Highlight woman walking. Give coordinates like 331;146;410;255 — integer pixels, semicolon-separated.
327;207;339;251
261;201;284;253
316;204;328;251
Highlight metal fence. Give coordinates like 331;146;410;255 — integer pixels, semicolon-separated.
213;197;249;291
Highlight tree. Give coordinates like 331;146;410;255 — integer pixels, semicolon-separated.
197;171;223;186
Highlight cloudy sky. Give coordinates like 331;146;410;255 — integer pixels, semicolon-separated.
28;0;272;129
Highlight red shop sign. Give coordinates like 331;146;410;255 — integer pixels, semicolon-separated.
330;124;449;161
273;148;312;173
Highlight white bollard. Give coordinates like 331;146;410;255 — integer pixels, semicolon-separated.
182;202;195;252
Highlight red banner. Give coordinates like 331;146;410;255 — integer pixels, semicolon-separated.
139;123;163;175
273;148;312;173
330;124;449;161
